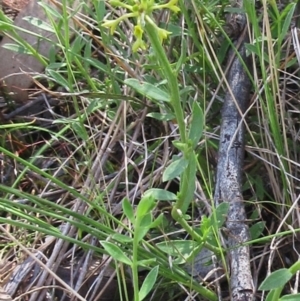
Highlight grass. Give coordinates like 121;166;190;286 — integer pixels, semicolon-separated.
0;0;300;300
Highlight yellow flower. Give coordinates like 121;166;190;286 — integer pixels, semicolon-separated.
167;0;181;13
103;0;179;51
109;0;133;10
134;24;144;40
153;0;180;14
133;25;147;51
102;19;119;35
157;28;172;42
146;16;172;42
132;39;147;52
102;12;137;35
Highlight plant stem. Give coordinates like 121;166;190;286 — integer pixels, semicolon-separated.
171;206;224;255
145;20;224;257
132;225;140;301
289;260;300;274
144;22;186;143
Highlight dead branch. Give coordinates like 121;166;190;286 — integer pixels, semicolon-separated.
213;4;254;301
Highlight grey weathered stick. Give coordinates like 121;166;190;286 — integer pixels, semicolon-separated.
213;4;254;301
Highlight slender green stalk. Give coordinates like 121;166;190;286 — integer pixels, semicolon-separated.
289;261;300;274
171;206;223;255
132;228;140;301
144;19;225;259
144;21;186;143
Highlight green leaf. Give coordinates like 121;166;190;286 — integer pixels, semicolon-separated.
111;233;133;243
23;16;55;32
280;3;296;44
47;69;71;88
244;43;259;57
198;215;212;239
250;221;265;240
86;57;109;73
86;99;102;114
245;42;270;63
144;189;177;201
137;259;157;267
254;175;265;200
146;112;175;121
2;43;32;54
71;35;85;58
163;157;188;182
172;141;187;152
280;293;300;301
156;240;200;264
188;102;204;148
211;202;229;228
149;213;164;228
175;38;186;73
0;10;13;23
47;62;67;69
166;23;182;37
122;198;135;223
259;269;293;290
71;122;88;141
265;290;276;301
136;213;152;242
179;152;197;214
156;240;196;255
139;266;159;301
125;79;170;103
100;241;132;265
135;196;156;242
179;86;195;97
136;195;156;219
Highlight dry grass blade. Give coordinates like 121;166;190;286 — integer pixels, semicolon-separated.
0;288;12;301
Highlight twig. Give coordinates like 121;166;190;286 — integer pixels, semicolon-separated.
213;1;254;300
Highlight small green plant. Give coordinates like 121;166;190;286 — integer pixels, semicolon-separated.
102;1;225;299
101;195;161;301
101;194;219;301
155;202;229;264
103;0;218;248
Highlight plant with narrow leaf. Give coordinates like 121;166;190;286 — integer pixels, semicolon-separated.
101;195;162;301
103;0;221;263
